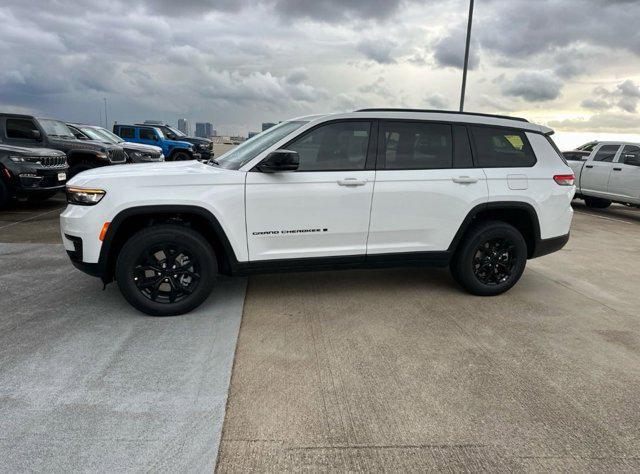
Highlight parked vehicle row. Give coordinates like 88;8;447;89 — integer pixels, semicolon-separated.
563;141;640;208
61;109;575;316
113;124;201;161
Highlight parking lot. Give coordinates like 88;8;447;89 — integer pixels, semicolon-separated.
2;196;640;471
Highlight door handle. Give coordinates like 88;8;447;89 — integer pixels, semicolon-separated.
613;167;622;171
452;176;478;184
585;165;594;168
337;178;367;187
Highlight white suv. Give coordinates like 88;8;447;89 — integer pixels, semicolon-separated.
61;109;575;316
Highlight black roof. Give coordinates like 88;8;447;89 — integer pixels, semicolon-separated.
355;108;529;123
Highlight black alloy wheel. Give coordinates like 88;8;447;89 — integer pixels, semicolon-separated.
450;220;527;296
133;244;201;304
472;237;517;286
116;224;217;316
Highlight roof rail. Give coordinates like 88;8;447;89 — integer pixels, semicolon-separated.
355;108;529;123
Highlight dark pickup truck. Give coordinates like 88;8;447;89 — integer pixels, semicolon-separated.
138;123;214;161
0;113;127;177
0;144;68;207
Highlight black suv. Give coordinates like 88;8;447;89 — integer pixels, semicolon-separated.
0;114;127;178
67;123;164;163
0;144;68;207
137;123;214;160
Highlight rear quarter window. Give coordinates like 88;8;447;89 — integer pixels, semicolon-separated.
470;126;536;168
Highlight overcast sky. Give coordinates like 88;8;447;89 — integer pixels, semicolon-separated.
1;0;640;147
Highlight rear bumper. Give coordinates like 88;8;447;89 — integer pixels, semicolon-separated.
531;232;570;259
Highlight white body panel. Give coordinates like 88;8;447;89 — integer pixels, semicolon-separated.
367;168;488;253
245;170;375;260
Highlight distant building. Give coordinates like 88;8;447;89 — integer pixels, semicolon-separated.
262;122;276;132
248;131;259;139
178;118;190;136
195;122;214;139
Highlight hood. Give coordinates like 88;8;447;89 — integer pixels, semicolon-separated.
0;144;65;156
49;137;119;152
122;141;163;153
68;160;217;185
180;136;212;146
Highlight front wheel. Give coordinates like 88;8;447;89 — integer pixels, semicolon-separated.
116;225;218;316
584;196;611;209
450;221;527;296
171;151;191;161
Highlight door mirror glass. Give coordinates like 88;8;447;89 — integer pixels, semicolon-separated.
30;130;42;141
256;149;299;172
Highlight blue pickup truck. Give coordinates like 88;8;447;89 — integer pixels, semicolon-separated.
113;124;199;161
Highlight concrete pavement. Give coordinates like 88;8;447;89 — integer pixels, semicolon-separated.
0;243;247;472
217;205;640;472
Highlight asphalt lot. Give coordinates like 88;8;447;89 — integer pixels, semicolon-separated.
2;195;640;471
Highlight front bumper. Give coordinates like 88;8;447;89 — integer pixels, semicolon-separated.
3;162;68;194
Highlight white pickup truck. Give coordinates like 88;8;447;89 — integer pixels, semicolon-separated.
565;141;640;208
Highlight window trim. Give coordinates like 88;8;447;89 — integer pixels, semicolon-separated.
261;118;376;173
468;125;537;169
592;144;620;163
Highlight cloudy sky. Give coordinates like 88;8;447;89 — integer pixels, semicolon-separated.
1;0;640;147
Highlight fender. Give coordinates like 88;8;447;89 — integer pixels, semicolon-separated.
447;201;542;255
98;204;240;283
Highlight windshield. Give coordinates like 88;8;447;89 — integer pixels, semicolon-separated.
577;142;597;151
214;121;307;170
165;126;185;138
91;127;124;144
79;127;112;143
39;119;75;138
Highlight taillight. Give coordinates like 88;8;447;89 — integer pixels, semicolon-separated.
554;174;575;186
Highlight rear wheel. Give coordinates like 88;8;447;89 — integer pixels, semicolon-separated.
116;225;217;316
584;196;611;209
450;221;527;296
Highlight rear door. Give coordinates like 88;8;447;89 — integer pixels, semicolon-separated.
245;120;376;261
608;145;640;203
367;121;488;254
580;144;620;196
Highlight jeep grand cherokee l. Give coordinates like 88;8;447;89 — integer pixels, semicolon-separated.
0;144;67;207
61;109;575;316
0;114;126;178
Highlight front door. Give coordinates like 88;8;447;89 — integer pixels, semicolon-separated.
581;144;620;196
245;120;375;261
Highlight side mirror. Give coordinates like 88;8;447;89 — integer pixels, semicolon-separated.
30;130;42;141
256;149;299;173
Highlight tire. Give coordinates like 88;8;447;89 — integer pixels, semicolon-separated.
69;161;96;178
27;190;59;202
0;179;9;208
116;224;217;316
584;196;611;209
450;220;528;296
171;151;191;161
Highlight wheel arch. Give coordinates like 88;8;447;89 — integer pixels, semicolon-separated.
448;201;542;259
99;205;240;283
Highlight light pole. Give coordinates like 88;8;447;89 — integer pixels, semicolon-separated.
103;98;108;128
459;0;474;112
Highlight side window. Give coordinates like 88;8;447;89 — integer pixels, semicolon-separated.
470;126;536;167
621;145;640;166
380;121;452;170
6;119;39;140
285;121;370;171
453;125;473;168
119;127;135;139
139;128;157;140
593;145;619;162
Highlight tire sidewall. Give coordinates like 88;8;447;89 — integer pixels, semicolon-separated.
116;226;217;316
454;222;527;296
172;151;190;161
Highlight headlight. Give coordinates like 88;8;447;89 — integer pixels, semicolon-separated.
96;151;108;159
159;154;165;161
9;155;25;162
66;187;106;206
